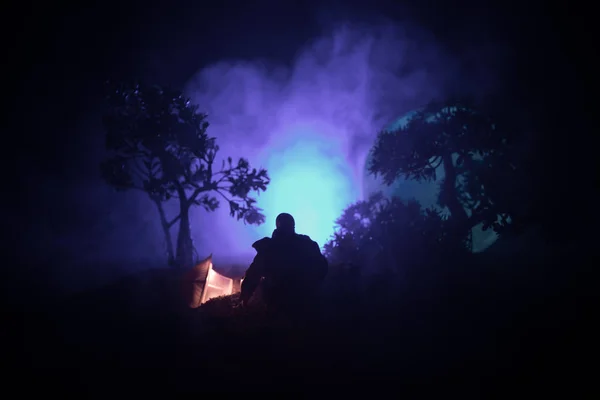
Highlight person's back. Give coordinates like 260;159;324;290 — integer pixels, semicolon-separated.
240;213;328;318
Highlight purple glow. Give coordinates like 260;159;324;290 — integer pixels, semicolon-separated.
181;23;457;266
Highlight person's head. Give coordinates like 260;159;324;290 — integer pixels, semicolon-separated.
275;213;295;234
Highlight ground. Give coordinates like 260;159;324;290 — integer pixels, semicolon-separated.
5;237;594;393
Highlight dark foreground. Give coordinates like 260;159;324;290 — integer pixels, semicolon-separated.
5;242;595;393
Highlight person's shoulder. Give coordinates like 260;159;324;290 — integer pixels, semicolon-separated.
296;234;319;246
252;237;271;252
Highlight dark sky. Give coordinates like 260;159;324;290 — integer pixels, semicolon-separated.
5;0;596;294
12;0;592;171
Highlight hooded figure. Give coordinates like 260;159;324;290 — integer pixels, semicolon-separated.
240;213;328;317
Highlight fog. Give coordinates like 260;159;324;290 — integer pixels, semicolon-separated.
31;20;505;293
182;21;460;266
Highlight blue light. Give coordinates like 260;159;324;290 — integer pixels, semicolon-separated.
253;128;358;248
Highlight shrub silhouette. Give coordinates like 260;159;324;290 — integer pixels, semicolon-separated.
324;192;470;283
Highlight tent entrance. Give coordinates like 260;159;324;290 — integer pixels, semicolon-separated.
184;254;243;308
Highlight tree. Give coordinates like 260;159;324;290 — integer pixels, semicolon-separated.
368;99;521;245
324;192;468;273
100;82;270;269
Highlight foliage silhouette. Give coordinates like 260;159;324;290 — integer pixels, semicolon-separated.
368;99;522;244
100;81;270;269
324;192;470;275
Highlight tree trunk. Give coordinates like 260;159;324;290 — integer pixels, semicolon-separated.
442;154;469;224
153;199;176;267
442;154;474;250
175;200;194;270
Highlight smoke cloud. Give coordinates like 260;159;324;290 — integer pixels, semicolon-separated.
183;21;459;266
32;20;506;294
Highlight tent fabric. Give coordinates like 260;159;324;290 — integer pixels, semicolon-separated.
183;254;242;308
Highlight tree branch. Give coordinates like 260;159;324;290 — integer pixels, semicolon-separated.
216;184;234;193
168;214;181;228
132;158;148;180
214;188;232;203
213;168;233;177
188;183;212;203
428;156;443;170
214;173;232;185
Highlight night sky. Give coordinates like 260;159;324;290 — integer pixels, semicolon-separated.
7;0;595;296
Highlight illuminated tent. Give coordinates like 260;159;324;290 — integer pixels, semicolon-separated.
183;254;243;308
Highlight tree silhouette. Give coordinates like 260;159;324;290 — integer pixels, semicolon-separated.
368;99;520;243
100;82;270;269
324;192;469;273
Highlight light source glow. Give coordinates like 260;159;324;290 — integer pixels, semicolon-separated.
253;128;358;248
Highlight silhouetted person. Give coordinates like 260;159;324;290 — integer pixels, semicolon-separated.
240;213;328;321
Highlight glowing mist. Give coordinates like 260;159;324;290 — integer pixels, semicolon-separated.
184;22;456;265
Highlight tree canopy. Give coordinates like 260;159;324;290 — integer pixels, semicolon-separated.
368;99;521;238
324;192;470;273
